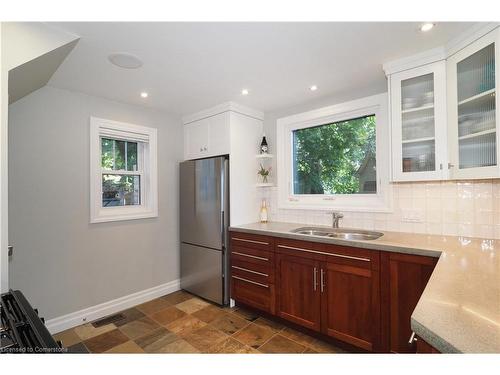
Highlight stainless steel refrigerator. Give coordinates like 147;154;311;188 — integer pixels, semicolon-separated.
180;156;229;305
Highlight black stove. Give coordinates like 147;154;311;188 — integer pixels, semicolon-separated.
0;290;63;353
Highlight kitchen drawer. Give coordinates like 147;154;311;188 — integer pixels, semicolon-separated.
320;243;379;271
275;238;325;261
230;244;275;268
231;257;274;285
231;275;275;314
230;232;274;252
276;238;378;270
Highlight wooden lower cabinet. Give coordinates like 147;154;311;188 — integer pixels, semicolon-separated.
275;239;381;351
276;254;321;331
229;232;438;353
382;252;438;353
321;258;380;351
229;232;276;314
416;336;440;353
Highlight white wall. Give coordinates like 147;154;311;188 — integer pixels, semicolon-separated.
1;21;79;294
3;22;78;71
8;86;183;319
262;91;500;240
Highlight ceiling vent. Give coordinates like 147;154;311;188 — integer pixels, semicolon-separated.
108;53;143;69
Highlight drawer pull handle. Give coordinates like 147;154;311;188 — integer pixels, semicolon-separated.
277;244;370;262
232;265;269;277
232;237;269;246
232;275;269;288
232;251;269;261
313;267;318;291
409;332;418;344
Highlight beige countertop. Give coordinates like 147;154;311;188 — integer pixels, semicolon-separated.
229;221;500;353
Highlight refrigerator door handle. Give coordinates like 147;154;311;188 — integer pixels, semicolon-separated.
221;210;225;248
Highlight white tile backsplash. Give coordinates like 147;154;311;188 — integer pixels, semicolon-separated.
263;180;500;239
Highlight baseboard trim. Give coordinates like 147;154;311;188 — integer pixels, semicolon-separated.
45;279;180;334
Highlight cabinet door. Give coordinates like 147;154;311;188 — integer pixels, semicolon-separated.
391;61;447;181
276;254;321;331
447;28;500;179
184;118;209;160
321;259;380;351
388;253;437;353
207;112;230;157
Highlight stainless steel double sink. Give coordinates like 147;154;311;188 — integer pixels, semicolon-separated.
290;227;383;241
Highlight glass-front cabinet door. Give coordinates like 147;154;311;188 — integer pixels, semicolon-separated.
447;28;500;179
390;61;448;181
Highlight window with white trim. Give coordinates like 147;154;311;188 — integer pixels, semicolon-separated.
277;94;392;212
90;117;158;223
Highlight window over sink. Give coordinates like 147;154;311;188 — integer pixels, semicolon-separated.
277;93;392;212
292;114;377;195
90;117;158;223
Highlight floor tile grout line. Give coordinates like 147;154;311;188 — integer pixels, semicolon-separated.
230;322;261;349
231;321;276;352
255;331;279;352
68;293;342;354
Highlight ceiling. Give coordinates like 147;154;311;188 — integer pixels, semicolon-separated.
48;22;475;116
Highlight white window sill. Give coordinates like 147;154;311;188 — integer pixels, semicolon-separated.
90;210;158;224
278;201;394;213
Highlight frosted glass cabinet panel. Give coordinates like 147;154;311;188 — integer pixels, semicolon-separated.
448;28;500;179
391;61;447;181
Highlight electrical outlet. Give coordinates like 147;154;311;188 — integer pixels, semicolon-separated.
401;209;424;223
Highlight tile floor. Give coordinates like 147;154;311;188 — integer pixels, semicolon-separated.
54;290;346;354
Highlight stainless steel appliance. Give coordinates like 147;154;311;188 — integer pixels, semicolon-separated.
180;156;229;305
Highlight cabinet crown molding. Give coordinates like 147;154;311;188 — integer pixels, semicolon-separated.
383;23;500;76
182;101;264;125
383;47;446;76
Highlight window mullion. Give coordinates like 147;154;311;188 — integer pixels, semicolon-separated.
112;139;116;170
125;141;128;171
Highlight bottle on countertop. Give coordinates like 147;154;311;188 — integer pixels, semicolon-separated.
260;199;268;223
260;134;268;154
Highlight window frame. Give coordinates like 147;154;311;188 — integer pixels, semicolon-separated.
276;93;393;212
90;117;158;223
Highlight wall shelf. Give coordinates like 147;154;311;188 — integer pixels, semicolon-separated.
256;153;274;159
256;183;274;188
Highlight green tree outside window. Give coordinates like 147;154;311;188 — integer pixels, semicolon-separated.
292;115;376;195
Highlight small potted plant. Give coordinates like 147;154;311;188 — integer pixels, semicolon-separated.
258;164;271;183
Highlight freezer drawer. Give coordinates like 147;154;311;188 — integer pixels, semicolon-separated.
180;243;224;305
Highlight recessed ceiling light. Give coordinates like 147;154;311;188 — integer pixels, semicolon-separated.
241;89;249;96
310;85;318;91
108;53;143;69
140;92;148;98
420;23;435;32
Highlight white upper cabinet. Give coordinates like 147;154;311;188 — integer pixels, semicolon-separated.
184;117;209;159
386;26;500;181
390;61;448;181
207;111;231;157
183;112;230;160
447;28;500;179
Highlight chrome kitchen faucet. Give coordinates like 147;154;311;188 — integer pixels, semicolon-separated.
329;211;344;228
